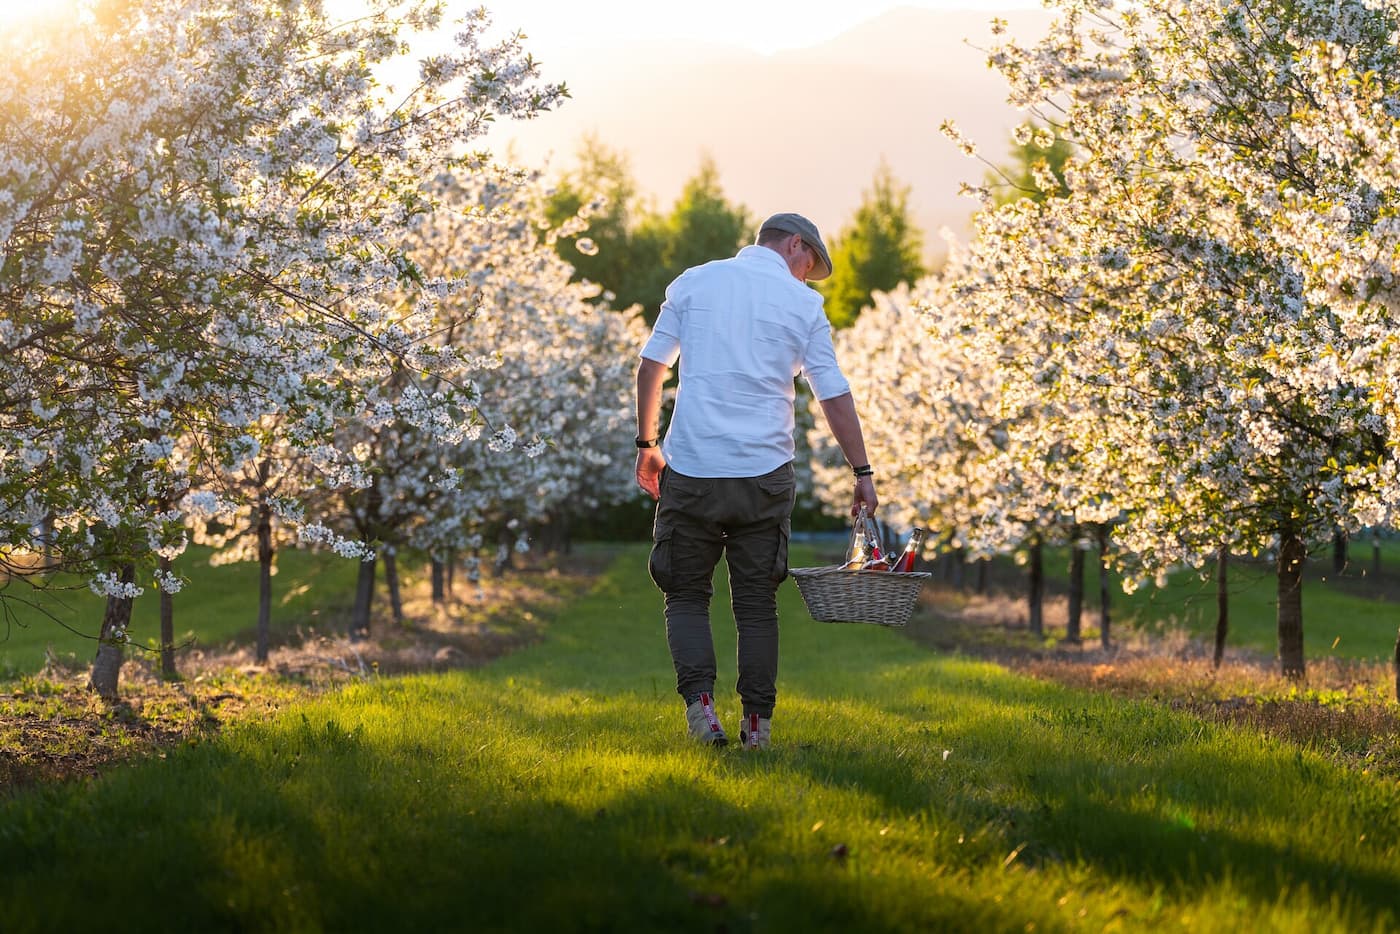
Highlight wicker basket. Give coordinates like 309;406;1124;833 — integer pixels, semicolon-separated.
790;565;931;627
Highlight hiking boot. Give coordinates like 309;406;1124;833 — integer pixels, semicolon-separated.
739;713;770;750
685;692;728;746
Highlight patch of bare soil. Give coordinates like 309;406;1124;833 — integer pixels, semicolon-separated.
907;581;1400;779
0;549;611;796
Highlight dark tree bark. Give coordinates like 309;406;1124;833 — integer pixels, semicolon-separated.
384;547;404;626
1277;527;1307;679
1028;538;1044;638
976;557;989;595
1213;547;1229;670
256;498;274;664
431;558;447;604
349;554;377;642
952;546;966;591
1096;524;1111;649
41;511;57;570
559;514;573;556
446;550;455;598
1066;525;1084;644
1374;531;1382;578
1394;627;1400;704
159;555;176;680
89;564;135;700
939;531;956;583
1333;530;1348;576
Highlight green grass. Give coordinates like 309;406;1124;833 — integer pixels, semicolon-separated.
0;546;363;677
1115;556;1399;661
2;544;1398;931
945;541;1400;662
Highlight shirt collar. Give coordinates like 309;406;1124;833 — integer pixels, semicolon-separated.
739;243;790;273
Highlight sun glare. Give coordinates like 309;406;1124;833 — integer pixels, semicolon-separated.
0;0;77;30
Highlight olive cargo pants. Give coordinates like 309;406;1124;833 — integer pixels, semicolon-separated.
648;463;795;719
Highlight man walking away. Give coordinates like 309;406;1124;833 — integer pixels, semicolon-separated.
634;212;879;750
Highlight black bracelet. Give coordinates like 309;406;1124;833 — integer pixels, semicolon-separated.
852;464;874;478
635;437;659;449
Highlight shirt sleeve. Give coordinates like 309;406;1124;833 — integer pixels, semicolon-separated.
801;312;851;401
639;280;684;366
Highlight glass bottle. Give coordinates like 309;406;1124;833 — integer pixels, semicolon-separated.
845;505;871;569
891;527;927;573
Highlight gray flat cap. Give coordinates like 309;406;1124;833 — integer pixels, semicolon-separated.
757;212;833;281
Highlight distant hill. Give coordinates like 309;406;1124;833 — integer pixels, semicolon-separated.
488;5;1056;257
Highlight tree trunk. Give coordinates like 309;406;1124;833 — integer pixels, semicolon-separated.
1374;532;1382;578
1333;530;1348;576
1394;627;1400;704
256;499;274;664
446;550;455;598
431;558;446;604
1066;525;1084;644
89;564;136;700
384;547;404;626
952;546;966;591
976;557;989;595
350;554;377;642
41;511;57;570
1277;527;1306;679
1097;524;1111;649
1028;538;1044;638
159;555;176;680
1213;547;1229;670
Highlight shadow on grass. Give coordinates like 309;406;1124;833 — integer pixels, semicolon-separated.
0;707;1047;934
4;546;1399;931
473;651;1400;929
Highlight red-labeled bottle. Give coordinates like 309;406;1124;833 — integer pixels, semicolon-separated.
892;528;927;573
862;513;887;569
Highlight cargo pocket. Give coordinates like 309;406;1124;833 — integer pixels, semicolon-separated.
757;464;795;498
769;522;790;584
649;522;675;591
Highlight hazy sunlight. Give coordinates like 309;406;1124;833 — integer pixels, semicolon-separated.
0;0;77;31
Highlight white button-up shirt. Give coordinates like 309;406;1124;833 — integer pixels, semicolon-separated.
639;244;851;478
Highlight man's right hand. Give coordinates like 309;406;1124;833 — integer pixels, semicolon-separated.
636;448;666;500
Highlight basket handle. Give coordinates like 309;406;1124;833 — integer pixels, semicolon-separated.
845;505;881;569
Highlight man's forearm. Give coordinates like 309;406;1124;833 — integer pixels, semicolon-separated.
818;392;870;467
636;357;668;440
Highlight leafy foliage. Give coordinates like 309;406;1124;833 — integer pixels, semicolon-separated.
544;144;749;323
818;162;926;329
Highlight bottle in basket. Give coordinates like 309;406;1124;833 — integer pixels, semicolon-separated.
860;507;889;570
861;524;890;570
891;527;927;573
845;535;869;570
864;533;885;569
845;506;871;569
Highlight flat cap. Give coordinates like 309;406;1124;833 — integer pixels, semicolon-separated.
757;212;832;281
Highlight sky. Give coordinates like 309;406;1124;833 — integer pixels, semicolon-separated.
0;0;1044;42
475;1;1056;249
2;0;1053;251
489;0;1045;56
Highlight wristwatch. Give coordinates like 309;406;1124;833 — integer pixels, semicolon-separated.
635;437;660;449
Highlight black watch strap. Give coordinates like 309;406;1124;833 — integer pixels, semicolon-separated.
635;437;660;449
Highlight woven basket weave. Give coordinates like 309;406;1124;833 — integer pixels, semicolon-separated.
790;565;931;627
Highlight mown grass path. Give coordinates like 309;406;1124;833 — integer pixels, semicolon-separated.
2;545;1398;932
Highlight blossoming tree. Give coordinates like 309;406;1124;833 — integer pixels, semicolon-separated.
0;0;564;696
939;0;1400;676
308;165;644;637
